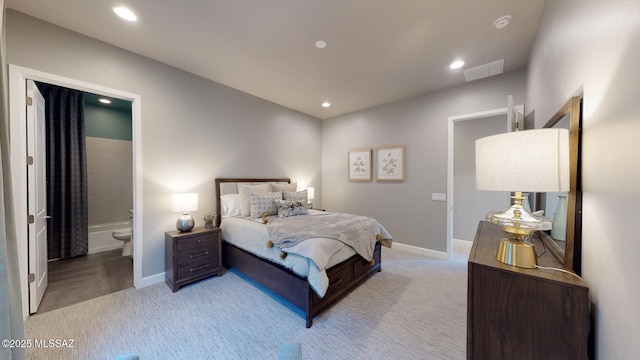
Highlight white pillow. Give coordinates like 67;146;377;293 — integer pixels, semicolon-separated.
220;194;241;217
238;183;269;217
283;189;308;202
250;191;282;218
269;182;297;193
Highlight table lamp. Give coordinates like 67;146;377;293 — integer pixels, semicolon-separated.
172;193;198;232
305;187;315;209
475;128;569;268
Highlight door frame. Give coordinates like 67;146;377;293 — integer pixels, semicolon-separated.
446;105;523;259
9;64;143;319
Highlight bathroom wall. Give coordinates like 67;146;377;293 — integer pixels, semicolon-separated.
85;101;133;225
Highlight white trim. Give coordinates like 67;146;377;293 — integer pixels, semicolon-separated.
140;272;166;288
9;65;144;319
446;106;523;263
448;107;508;122
453;238;473;253
391;242;448;260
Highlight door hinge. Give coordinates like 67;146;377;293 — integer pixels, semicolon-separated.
27;215;35;224
28;273;35;283
27;156;34;165
26;96;33;106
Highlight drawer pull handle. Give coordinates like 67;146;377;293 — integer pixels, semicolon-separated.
331;277;343;287
189;251;209;259
190;264;210;272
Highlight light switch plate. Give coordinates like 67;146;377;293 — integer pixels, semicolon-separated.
432;193;446;202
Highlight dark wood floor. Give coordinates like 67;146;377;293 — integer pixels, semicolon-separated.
34;249;133;315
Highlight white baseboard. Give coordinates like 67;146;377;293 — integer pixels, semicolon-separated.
139;241;467;289
453;238;473;254
391;241;448;260
87;244;123;255
138;272;166;288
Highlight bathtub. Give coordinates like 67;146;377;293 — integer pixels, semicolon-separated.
88;221;131;254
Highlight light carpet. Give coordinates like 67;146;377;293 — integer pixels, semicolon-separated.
25;247;468;360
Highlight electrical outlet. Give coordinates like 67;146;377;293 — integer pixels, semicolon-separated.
431;193;446;202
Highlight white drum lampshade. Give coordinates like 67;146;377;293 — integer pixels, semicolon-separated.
475;128;569;268
172;193;198;232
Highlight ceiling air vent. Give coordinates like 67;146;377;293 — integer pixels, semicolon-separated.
463;59;504;82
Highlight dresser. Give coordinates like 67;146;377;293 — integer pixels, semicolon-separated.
467;221;590;360
165;226;223;292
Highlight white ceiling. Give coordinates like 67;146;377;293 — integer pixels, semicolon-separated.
6;0;546;119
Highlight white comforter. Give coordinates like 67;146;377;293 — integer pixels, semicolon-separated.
220;210;392;297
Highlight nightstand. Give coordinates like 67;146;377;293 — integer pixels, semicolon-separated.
165;226;223;292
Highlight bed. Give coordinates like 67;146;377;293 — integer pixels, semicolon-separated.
215;178;392;328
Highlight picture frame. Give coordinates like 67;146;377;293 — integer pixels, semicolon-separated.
376;145;405;181
348;148;372;181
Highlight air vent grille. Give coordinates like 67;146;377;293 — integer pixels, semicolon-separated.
464;59;504;82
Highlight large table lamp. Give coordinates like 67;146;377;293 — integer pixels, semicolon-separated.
475;128;569;268
172;193;198;232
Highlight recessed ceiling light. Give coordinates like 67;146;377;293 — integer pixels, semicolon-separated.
315;40;327;49
99;98;112;104
114;7;137;22
493;15;512;30
449;60;465;69
321;102;331;108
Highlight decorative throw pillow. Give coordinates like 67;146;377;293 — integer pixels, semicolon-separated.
250;191;282;218
269;182;297;193
220;194;241;217
283;189;308;202
238;183;269;217
275;198;308;218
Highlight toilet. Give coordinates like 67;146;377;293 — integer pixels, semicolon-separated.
112;228;132;257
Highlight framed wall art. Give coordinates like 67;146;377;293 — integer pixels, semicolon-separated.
376;145;405;181
348;148;372;181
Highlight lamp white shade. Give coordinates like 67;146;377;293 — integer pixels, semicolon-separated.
172;193;198;212
305;187;315;200
475;128;569;193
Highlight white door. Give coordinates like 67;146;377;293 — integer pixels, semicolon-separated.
27;79;48;313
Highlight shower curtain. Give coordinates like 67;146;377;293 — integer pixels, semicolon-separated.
36;83;88;260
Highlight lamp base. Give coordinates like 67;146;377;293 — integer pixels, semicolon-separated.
176;214;195;232
496;239;537;268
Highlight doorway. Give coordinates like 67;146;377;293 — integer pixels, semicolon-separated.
9;65;143;319
446;103;523;259
36;85;134;314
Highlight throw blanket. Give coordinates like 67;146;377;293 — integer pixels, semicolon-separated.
266;213;393;263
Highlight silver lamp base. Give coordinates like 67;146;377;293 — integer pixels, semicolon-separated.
176;213;195;232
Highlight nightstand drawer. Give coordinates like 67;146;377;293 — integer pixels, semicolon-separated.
176;234;215;251
177;260;215;279
177;246;219;265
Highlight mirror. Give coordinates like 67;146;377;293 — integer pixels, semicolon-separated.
536;96;582;273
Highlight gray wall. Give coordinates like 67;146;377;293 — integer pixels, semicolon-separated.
86;137;133;225
6;10;322;278
453;115;509;242
85;102;133;225
527;0;640;357
322;70;526;252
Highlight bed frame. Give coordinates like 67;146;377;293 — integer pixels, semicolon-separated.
215;178;382;328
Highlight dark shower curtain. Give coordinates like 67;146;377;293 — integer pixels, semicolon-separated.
36;82;88;260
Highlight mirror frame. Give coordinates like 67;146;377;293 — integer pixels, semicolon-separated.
536;96;582;273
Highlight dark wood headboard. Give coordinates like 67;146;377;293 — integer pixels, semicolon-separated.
214;178;290;227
